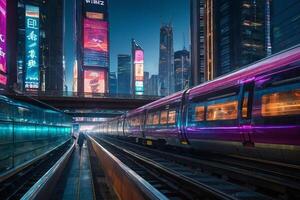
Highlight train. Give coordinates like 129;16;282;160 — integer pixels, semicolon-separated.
0;95;72;176
93;46;300;164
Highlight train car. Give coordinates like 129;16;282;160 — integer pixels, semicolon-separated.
184;46;300;163
97;46;300;164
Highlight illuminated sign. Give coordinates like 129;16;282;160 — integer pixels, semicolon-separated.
83;19;108;68
0;0;7;83
84;0;107;14
84;69;106;94
134;49;144;95
0;73;6;85
25;5;39;90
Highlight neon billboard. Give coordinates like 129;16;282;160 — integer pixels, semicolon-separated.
134;49;144;95
83;19;108;68
0;0;7;81
84;69;106;94
25;5;40;90
84;0;107;15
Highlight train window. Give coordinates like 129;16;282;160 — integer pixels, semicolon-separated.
146;113;153;125
160;111;168;125
262;89;300;117
242;92;249;118
207;99;238;121
168;110;176;124
195;106;205;121
153;112;160;125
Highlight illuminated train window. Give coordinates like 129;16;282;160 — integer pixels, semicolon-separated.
153;112;160;125
206;101;238;121
195;106;205;121
146;113;153;125
168;110;176;124
160;111;168;125
262;89;300;117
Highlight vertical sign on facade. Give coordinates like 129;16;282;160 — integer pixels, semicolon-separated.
25;5;40;90
0;0;7;86
134;49;144;95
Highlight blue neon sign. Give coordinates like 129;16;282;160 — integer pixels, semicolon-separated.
25;5;39;90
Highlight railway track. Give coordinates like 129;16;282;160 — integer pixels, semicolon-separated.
95;136;273;200
97;136;300;200
0;140;73;200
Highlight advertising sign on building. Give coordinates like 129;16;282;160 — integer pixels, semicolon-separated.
25;5;40;90
84;0;107;15
134;49;144;95
84;69;106;94
0;0;7;86
83;19;108;68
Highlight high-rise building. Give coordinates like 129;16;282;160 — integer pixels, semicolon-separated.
215;0;266;76
191;0;268;83
271;0;300;53
75;0;109;95
159;24;174;96
190;0;206;86
109;71;117;95
149;74;159;96
132;39;144;96
174;49;190;92
117;54;131;95
143;71;150;95
15;0;64;93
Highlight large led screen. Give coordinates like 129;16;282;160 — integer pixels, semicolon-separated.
25;5;39;90
84;69;106;94
0;0;6;78
83;19;108;68
134;49;144;95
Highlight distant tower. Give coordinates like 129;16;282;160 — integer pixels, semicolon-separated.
117;54;131;95
159;23;174;96
174;50;190;92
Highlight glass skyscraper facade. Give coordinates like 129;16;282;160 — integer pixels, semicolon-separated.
174;49;190;92
159;24;174;96
215;0;266;76
271;0;300;53
117;54;131;95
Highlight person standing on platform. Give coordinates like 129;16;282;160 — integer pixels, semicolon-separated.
77;132;86;152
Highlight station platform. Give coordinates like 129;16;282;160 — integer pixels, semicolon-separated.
54;144;95;200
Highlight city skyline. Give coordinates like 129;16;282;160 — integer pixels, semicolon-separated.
65;0;190;91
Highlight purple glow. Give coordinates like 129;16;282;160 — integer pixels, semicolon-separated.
0;0;7;77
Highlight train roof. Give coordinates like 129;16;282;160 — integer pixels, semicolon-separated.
189;45;300;99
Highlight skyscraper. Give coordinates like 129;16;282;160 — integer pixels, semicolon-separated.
144;71;150;95
75;0;109;95
159;24;174;96
117;54;131;95
149;74;159;96
15;0;64;93
191;0;268;83
271;0;300;53
174;49;190;92
132;39;144;96
215;0;266;76
109;71;117;95
190;0;206;86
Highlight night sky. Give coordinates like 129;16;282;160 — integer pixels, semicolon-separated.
65;0;190;91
